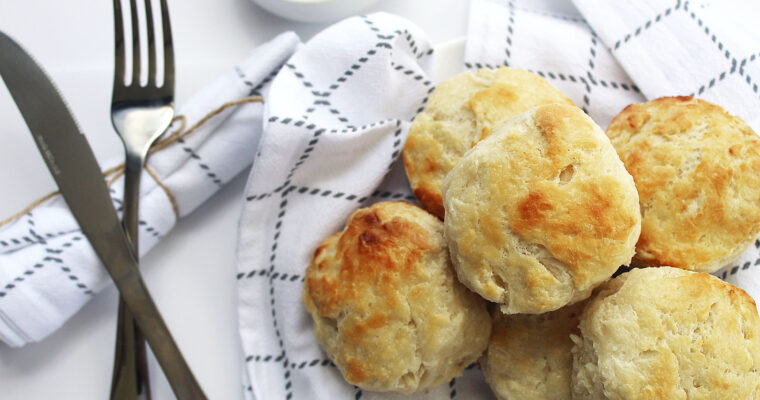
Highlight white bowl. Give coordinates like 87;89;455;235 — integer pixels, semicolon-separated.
252;0;379;23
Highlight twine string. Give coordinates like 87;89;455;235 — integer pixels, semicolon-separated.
0;95;263;228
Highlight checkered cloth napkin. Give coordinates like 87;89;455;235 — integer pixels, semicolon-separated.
238;1;760;399
0;32;300;347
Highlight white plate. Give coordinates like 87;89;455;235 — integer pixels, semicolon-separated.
251;0;379;23
432;37;466;84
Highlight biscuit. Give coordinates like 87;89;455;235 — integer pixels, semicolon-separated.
442;103;641;314
482;301;586;400
403;67;574;218
606;96;760;272
302;201;491;393
571;267;760;399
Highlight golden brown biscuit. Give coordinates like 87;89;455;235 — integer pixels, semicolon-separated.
403;67;574;218
443;103;641;314
302;201;491;393
482;301;586;400
606;96;760;272
571;267;760;399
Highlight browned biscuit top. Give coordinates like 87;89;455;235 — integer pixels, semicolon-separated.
606;96;760;272
403;67;574;218
572;267;760;399
303;201;491;393
442;103;640;314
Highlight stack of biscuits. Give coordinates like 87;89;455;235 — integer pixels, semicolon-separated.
301;67;760;398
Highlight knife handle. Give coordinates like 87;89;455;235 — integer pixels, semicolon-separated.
111;253;207;400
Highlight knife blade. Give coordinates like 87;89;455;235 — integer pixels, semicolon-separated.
0;31;207;400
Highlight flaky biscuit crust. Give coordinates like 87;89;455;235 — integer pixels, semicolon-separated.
482;301;586;400
443;103;641;314
403;67;574;218
572;267;760;400
303;201;491;393
606;96;760;272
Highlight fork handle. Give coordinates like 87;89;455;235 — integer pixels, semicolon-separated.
111;248;208;400
111;302;151;400
112;158;207;399
111;157;152;400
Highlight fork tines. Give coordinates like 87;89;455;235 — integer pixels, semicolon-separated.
113;0;173;95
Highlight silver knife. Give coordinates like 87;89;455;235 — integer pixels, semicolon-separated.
0;31;207;400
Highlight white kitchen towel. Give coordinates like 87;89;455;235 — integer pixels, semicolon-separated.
572;0;760;131
237;3;760;400
0;31;300;347
466;0;646;128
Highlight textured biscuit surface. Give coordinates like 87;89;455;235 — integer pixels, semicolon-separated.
606;96;760;272
303;201;492;393
403;67;574;218
571;267;760;400
442;103;641;314
482;301;586;400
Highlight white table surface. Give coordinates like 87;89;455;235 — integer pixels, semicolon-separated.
0;1;469;398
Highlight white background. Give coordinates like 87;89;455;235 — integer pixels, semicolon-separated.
0;0;468;398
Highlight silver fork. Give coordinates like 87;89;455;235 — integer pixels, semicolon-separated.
109;0;205;399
